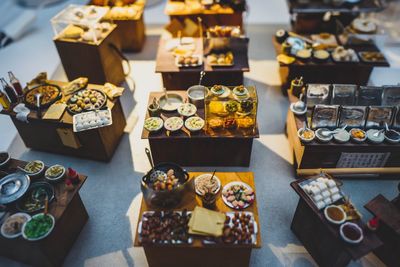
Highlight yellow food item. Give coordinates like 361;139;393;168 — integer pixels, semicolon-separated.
351;129;365;139
277;54;295;65
208;118;224;129
237;117;254;129
209;101;224;114
62;25;84;39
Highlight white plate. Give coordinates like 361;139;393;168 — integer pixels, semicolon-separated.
175;55;203;68
22;213;55;241
194;174;221;195
221;181;254;210
144;117;164;132
1;212;31;239
177;103;197;117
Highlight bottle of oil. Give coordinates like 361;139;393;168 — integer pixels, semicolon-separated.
0;88;11;110
1;78;18;104
8;71;23;96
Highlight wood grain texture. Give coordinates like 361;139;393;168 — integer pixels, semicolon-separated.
0;159;89;267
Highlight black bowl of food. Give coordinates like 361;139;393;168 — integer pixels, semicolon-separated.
0;152;10;169
16;182;55;213
141;163;189;209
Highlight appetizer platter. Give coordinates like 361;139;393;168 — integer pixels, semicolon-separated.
203;212;258;245
222;182;255;210
138;210;192;245
0;213;31;239
22;213;55;241
67;88;107;114
73;109;112;132
175;55;203;68
24;84;62;109
207;52;234;67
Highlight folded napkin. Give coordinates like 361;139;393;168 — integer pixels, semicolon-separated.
13;103;30;123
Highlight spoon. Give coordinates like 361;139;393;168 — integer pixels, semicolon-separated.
293;93;306;112
320;125;347;137
199;71;205;86
163;87;169;105
372;129;384;137
35;93;42;118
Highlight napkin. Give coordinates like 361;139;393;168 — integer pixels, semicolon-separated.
13;103;30;123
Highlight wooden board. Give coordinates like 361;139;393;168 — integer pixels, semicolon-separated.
0;159;88;267
365;194;400;235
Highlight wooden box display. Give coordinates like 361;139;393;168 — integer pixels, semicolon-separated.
142;91;259;167
54;24;125;85
0;159;88;267
89;0;146;52
286;93;400;179
156;38;249;90
0;80;127;162
134;172;261;267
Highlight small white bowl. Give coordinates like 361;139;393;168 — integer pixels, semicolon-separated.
164;117;184;132
315;128;333;143
297;128;315;143
184;117;205;132
144;117;164;133
290;102;307;116
45;164;66;183
177;103;197;117
340;222;364;244
324;205;347;225
24;160;45;178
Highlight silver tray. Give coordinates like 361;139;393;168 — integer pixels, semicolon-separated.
0;173;31;205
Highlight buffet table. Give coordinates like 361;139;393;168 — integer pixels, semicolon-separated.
134;172;261;267
273;37;390;91
364;194;400;267
290;179;382;267
165;0;245;28
156;38;249;90
142;90;259;167
89;0;146;52
286;93;400;179
0;158;88;267
0;80;126;162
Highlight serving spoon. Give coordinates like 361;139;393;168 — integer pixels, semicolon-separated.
198;71;206;86
320;124;347;137
293;93;306;112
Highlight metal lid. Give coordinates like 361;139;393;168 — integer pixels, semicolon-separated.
0;173;30;205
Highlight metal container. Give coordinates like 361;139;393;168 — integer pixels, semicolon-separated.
365;106;394;129
382;86;400;106
311;104;339;129
141;162;189;209
331;84;357;106
357;86;383;106
187;85;209;108
338;106;367;129
306;84;331;108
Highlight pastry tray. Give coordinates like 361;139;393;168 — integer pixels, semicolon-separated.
138;211;193;245
202;211;258;246
72;109;112;132
175;55;203;68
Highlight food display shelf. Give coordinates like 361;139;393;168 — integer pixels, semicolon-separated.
141;91;259;167
0;159;88;267
286;0;385;14
134;172;261;267
286;93;400;179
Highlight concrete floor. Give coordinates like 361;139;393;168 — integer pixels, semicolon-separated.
0;24;398;267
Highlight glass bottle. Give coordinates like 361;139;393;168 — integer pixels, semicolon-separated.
0;88;11;110
1;78;18;104
8;71;23;96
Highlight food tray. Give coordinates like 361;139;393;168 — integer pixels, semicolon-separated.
202;211;258;246
207;60;235;67
23;83;62;110
299;177;344;210
358;51;387;64
175;55;203;68
73;109;112;132
138;211;193;245
67;88;107;115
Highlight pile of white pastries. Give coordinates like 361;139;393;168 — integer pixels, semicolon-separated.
74;110;111;132
302;177;342;210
